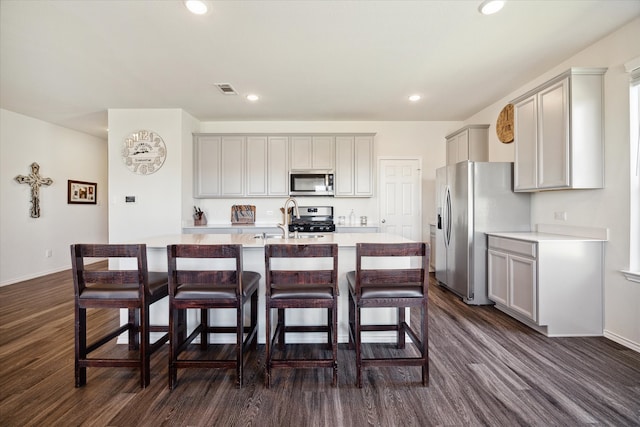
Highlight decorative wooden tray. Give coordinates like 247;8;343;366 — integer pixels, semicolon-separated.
231;205;256;224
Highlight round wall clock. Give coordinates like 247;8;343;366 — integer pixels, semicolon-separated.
496;104;514;143
121;130;167;175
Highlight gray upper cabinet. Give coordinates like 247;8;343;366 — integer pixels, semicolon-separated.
246;136;289;197
335;135;374;197
290;136;334;170
220;135;245;196
267;136;289;196
445;125;489;165
194;133;374;198
194;135;245;198
512;68;606;192
194;135;221;198
246;136;268;196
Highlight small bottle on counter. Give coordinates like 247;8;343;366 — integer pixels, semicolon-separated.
349;209;356;225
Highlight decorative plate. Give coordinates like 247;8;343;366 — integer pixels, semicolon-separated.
121;130;166;175
496;104;514;143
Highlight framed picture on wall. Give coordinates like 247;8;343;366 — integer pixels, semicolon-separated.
68;180;97;204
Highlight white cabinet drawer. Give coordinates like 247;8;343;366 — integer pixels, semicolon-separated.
488;236;536;258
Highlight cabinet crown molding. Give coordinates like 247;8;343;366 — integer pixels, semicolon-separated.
445;124;489;140
193;132;376;137
510;67;607;105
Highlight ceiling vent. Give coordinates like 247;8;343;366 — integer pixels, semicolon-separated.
214;83;238;95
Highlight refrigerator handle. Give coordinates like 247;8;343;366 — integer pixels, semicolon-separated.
444;186;452;247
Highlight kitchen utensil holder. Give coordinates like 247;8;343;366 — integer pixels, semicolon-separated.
194;213;207;226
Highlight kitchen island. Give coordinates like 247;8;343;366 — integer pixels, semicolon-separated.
121;233;419;344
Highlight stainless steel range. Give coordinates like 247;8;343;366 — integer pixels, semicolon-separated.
289;206;336;233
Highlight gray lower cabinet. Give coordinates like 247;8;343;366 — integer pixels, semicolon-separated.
487;234;604;337
487;238;537;322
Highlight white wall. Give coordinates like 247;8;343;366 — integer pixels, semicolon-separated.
0;109;108;286
194;121;457;240
466;18;640;350
107;109;200;243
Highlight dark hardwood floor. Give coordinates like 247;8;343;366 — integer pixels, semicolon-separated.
1;266;639;426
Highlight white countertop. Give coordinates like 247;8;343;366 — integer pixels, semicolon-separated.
335;223;378;229
184;223;379;229
486;231;607;242
141;232;413;249
183;223;279;229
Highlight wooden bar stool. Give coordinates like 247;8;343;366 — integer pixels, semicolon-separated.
167;244;260;389
264;243;339;388
347;242;429;387
70;243;169;388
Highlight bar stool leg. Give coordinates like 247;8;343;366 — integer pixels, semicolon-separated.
397;307;406;349
265;305;272;389
75;306;87;387
200;308;209;350
236;303;244;387
355;305;362;389
250;291;258;350
128;308;139;351
422;303;429;386
332;305;338;387
277;308;285;350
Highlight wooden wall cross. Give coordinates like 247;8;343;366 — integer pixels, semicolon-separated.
15;162;53;218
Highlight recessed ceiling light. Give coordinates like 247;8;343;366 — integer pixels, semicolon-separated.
408;94;422;102
184;0;208;15
246;94;259;102
478;0;505;15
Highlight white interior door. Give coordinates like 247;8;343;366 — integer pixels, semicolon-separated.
378;158;422;241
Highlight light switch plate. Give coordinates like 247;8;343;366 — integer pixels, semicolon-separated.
554;211;567;221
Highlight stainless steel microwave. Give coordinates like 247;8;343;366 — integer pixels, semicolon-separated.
289;170;334;196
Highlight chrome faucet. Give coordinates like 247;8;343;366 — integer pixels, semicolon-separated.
278;197;300;238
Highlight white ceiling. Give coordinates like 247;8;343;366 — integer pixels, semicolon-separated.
1;0;639;138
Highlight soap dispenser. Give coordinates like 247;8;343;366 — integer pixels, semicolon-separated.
349;209;356;225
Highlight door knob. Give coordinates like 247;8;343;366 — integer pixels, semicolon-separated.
381;219;386;223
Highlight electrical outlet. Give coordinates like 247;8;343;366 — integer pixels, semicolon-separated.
266;210;273;216
554;211;567;221
45;249;52;258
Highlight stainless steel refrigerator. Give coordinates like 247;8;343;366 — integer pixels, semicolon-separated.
435;161;531;305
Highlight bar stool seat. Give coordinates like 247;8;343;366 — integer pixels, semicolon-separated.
173;275;258;300
79;271;168;300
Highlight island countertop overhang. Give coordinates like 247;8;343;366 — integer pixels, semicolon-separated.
139;232;416;249
122;232;420;344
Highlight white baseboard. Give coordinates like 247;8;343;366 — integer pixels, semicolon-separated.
1;259;107;288
0;265;70;288
604;330;640;353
